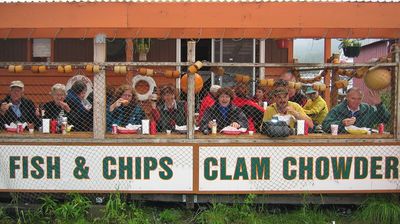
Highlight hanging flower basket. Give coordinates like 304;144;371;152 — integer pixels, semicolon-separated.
134;38;151;61
343;47;361;57
339;39;361;58
276;39;289;49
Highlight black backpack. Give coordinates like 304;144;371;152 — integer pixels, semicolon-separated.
261;120;293;138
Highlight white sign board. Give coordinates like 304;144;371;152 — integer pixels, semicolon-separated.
199;146;400;192
33;39;51;58
0;145;193;192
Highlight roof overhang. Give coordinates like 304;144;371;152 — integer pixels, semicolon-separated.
0;2;399;39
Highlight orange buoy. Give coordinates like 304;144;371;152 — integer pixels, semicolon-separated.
180;73;204;94
364;68;391;90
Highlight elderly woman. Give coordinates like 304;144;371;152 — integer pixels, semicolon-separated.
65;80;93;131
42;83;71;119
151;85;187;132
200;87;248;134
108;84;145;130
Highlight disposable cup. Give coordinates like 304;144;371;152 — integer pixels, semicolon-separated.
248;131;254;136
166;130;172;135
331;124;339;135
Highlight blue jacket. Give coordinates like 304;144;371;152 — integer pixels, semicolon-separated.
322;100;390;133
109;104;145;130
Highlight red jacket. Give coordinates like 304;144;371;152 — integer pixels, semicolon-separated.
232;97;265;132
197;93;216;124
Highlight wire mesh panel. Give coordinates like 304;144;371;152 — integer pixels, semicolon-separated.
0;71;94;136
199;145;400;192
0;145;193;192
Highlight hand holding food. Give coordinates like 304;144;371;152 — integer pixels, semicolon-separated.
342;116;356;126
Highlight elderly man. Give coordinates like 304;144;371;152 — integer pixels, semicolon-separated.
262;85;314;130
303;87;329;127
0;81;39;130
197;84;221;124
322;87;390;134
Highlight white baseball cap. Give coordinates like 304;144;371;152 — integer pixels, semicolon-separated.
10;80;24;89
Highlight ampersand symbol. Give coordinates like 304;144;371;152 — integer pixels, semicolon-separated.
74;156;90;179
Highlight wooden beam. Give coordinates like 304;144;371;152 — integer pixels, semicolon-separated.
0;3;399;38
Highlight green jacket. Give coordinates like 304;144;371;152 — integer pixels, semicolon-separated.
322;100;390;133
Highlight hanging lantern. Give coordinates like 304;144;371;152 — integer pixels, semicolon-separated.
276;39;290;49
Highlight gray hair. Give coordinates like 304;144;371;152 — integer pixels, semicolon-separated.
51;83;67;95
346;87;363;97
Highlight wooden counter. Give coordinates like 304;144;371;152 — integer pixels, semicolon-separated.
0;130;393;140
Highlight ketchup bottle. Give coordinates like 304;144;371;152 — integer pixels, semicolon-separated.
150;120;157;135
50;119;58;134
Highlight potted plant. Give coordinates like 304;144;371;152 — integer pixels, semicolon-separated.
134;38;151;61
339;39;361;57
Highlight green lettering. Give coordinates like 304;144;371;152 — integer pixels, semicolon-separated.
251;157;270;180
135;157;141;179
299;157;313;180
283;157;297;180
331;157;352;179
47;157;60;179
9;156;20;178
354;157;368;179
204;157;218;180
119;157;133;179
159;157;173;180
385;157;399;179
220;158;232;180
315;157;329;180
371;157;383;179
31;156;44;179
233;158;249;180
23;156;28;178
144;157;157;179
103;157;116;180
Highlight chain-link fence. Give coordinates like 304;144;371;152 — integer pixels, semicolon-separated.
0;39;398;140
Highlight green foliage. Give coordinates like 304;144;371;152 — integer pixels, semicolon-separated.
0;207;13;224
339;39;361;49
54;193;91;223
39;195;58;218
134;38;151;54
126;206;150;224
102;192;128;223
356;195;400;224
197;194;261;224
159;208;184;224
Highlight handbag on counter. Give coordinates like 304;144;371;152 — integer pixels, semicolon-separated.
261;120;293;138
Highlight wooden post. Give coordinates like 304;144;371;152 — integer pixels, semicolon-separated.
259;39;266;80
93;34;106;139
125;38;134;84
324;38;332;109
187;41;196;139
393;44;400;140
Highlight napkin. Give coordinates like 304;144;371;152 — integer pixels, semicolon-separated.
220;126;247;133
125;124;141;130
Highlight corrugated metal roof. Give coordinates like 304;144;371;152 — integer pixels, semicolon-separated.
0;0;399;3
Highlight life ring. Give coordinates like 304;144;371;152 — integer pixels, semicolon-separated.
132;75;157;101
66;75;93;99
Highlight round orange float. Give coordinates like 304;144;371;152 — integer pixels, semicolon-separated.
364;68;391;90
180;73;204;94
